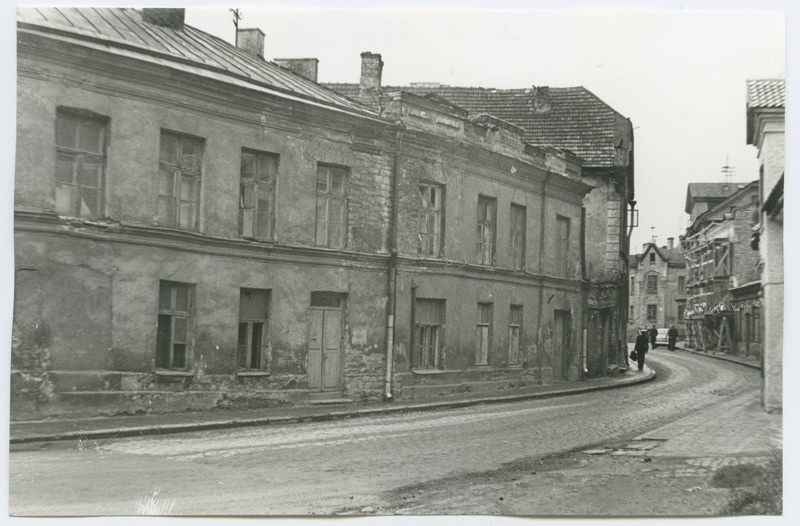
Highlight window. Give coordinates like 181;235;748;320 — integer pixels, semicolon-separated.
630;276;635;295
555;215;571;276
678;302;685;321
646;274;658;294
156;281;193;370
510;204;527;270
678;276;686;293
315;164;348;248
477;196;497;265
237;289;270;371
239;149;277;240
418;183;444;257
158;131;203;229
55;111;106;217
647;304;657;322
476;302;493;365
413;299;445;369
508;305;523;365
630;305;635;320
649;252;656;264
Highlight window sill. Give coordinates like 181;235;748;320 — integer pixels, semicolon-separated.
235;371;271;377
154;369;194;377
410;369;447;375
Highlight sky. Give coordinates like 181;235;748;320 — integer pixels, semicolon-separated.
180;3;785;252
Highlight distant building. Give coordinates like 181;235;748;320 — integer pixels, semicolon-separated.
681;181;761;356
628;239;687;337
746;78;784;413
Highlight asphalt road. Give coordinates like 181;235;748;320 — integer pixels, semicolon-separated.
9;350;760;516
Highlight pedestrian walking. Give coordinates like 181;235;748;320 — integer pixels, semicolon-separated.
648;325;658;350
668;325;679;351
634;328;649;371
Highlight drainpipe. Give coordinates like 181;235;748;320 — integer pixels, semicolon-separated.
536;173;551;371
384;125;403;400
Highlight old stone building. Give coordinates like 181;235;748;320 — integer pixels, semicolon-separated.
13;7;596;418
628;239;687;338
327;75;635;377
681;181;761;357
746;78;784;412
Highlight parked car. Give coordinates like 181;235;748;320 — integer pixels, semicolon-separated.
653;328;670;348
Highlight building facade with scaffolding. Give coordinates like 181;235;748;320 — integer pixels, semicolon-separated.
681;181;761;355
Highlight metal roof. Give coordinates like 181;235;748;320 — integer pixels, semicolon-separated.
17;7;376;119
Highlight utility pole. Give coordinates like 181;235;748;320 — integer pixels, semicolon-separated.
230;9;242;46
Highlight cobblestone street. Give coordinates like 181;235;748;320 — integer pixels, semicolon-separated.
9;350;775;516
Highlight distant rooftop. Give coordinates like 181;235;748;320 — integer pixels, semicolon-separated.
684;182;746;213
746;79;785;109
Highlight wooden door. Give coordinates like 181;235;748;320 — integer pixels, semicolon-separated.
308;308;342;391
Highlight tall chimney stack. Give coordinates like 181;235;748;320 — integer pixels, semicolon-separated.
359;52;383;96
237;28;265;59
142;8;185;29
274;58;319;82
667;237;674;249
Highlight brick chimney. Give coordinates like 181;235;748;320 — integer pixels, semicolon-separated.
237;28;265;59
667;237;674;249
274;58;319;82
359;52;383;96
142;8;185;28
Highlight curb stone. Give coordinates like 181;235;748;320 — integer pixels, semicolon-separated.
676;347;760;370
10;366;655;444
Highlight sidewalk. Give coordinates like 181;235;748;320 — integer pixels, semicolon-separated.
676;344;761;370
10;364;655;444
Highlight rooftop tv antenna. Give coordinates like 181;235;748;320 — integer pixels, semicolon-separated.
721;156;736;183
230;9;242;46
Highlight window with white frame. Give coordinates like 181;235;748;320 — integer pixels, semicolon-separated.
158;131;203;229
239;149;277;240
315;164;348;248
55;111;107;217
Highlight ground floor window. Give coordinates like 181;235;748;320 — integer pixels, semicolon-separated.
156;280;194;369
508;305;523;365
647;304;657;323
413;299;445;369
476;302;493;365
237;288;270;370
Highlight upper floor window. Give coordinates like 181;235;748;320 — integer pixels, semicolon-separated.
510;203;527;271
418;183;444;257
678;276;686;293
477;195;497;265
630;276;635;295
649;252;656;264
555;215;571;276
646;274;658;294
55;111;107;217
158;131;203;230
315;164;348;248
239;149;278;240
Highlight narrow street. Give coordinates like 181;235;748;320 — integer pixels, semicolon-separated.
9;350;762;516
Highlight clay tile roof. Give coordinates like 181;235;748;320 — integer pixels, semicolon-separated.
324;83;630;168
17;7;376;119
746;79;785;108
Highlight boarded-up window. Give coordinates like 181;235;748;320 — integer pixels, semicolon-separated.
239;149;277;240
477;196;497;265
555;215;571;276
647;304;657;322
476;302;493;365
237;289;270;370
510;204;526;270
158;131;203;229
646;275;658;294
156;281;193;369
315;164;348;248
413;299;445;369
508;305;523;365
418;183;444;257
55;111;106;217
